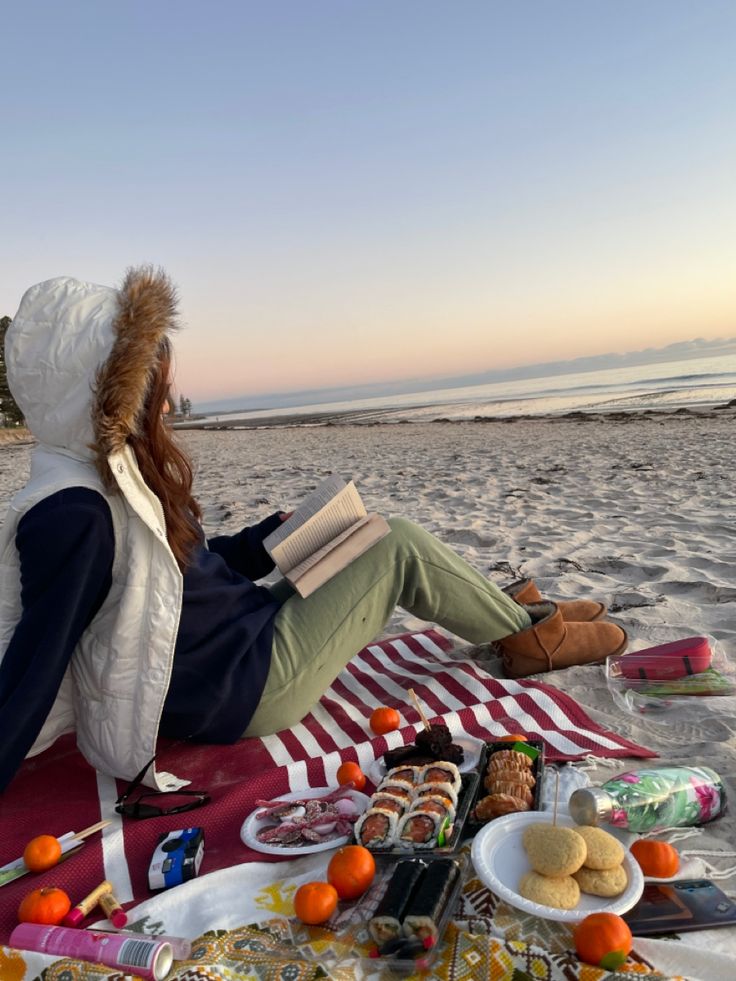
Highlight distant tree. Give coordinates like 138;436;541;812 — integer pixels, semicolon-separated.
0;316;24;426
178;394;192;418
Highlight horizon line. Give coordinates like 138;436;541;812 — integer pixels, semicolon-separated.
191;334;736;414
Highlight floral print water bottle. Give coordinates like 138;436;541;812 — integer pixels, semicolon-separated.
568;766;725;833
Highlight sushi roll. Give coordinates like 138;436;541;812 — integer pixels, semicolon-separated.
413;782;458;810
368;859;426;944
376;781;414;806
420;761;461;793
354;808;398;848
386;764;423;786
403;859;460;945
412;794;456;824
396;809;442;849
371;794;407;817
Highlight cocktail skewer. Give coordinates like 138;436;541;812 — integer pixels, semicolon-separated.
408;688;431;730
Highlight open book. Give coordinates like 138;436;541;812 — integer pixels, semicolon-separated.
263;475;391;598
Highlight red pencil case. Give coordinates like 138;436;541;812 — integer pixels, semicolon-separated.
619;637;712;681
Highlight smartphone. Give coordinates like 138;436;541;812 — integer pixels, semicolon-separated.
624;879;736;935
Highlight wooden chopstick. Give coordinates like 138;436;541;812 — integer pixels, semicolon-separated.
70;820;111;842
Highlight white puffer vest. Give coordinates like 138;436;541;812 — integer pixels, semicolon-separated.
0;272;188;789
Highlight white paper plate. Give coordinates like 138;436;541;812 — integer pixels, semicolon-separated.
366;736;484;786
470;810;644;923
240;787;370;857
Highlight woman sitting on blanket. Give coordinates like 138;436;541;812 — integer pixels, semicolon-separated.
0;269;626;793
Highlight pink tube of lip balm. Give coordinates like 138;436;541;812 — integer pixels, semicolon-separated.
9;924;173;980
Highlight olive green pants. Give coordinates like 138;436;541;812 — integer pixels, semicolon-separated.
243;517;531;737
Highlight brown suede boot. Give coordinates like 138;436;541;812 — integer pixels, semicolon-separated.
500;601;627;678
503;577;606;622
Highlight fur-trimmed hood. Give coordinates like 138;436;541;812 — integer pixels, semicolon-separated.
6;267;178;474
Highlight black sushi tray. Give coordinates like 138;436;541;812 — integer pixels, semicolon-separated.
356;769;480;856
463;738;545;837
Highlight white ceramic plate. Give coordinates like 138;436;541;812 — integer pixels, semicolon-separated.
366;736;484;786
470;810;644;923
240;786;370;857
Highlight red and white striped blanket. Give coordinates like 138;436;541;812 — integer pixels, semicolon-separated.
0;630;653;944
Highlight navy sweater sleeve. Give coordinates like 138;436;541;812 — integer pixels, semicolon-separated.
0;488;113;794
207;512;283;580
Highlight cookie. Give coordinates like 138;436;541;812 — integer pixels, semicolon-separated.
519;870;580;910
522;823;587;876
574;826;625;870
573;863;628;897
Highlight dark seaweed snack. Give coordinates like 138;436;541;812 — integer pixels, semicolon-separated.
414;723;452;757
415;722;451;745
383;722;465;770
413;725;465;766
402;859;460;944
382;745;435;769
369;860;427;944
438;743;464;765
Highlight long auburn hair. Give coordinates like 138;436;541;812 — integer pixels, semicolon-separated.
129;338;202;570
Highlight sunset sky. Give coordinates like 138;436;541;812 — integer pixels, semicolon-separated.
2;1;735;404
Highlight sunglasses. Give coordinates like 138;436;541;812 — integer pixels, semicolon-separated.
115;756;211;819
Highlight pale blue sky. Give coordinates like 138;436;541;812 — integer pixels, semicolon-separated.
2;1;735;402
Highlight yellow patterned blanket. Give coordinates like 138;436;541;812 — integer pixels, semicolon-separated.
1;847;682;981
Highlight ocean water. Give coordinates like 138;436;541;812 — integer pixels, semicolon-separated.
196;353;736;426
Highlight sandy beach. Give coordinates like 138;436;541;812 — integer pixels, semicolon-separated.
2;408;735;679
2;410;736;973
180;409;736;660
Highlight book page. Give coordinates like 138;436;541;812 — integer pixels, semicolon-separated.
285;515;372;583
289;514;391;597
267;475;349;544
264;476;367;572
